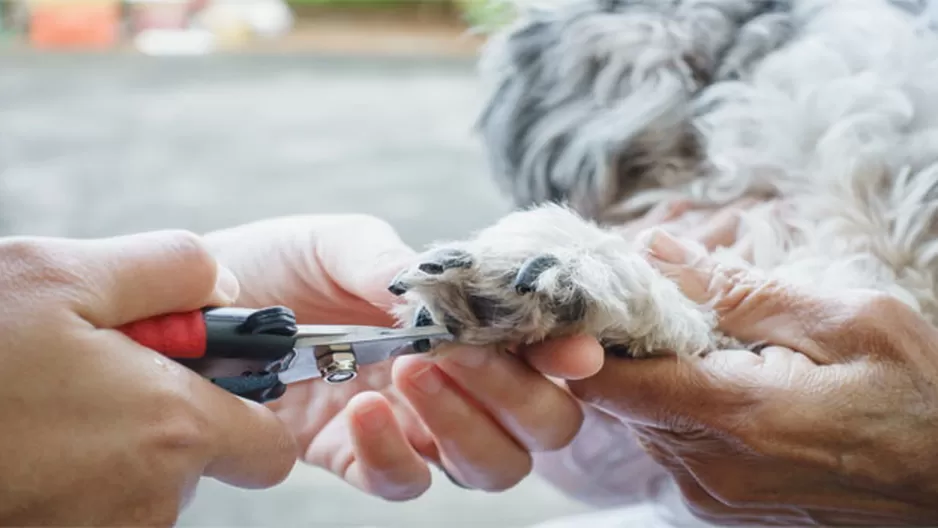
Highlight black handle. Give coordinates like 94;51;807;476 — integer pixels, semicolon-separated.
211;373;287;404
176;306;299;403
202;306;298;361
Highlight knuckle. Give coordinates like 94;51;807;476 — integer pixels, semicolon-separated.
149;406;208;453
831;291;911;355
711;267;779;317
142;381;212;455
707;479;751;508
159;230;214;268
535;405;583;451
0;237;84;293
155;230;218;290
0;237;52;263
474;457;532;492
852;291;910;324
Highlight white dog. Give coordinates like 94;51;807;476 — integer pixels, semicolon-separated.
387;0;938;363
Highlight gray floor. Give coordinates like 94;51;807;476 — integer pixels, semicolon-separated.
0;52;592;527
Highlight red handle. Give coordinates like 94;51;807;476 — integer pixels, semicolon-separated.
117;310;207;359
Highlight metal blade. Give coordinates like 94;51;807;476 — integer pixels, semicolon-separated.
278;326;455;385
293;325;454;347
276;347;322;385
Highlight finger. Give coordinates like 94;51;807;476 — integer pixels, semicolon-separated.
641;229;847;363
74;230;237;328
429;343;585;451
196;381;298;489
631;434;812;526
733;235;755;264
203;215;415;326
520;334;605;380
568;352;767;430
310;215;417;312
392;356;533;491
344;392;432;501
614;199;694;239
684;198;757;251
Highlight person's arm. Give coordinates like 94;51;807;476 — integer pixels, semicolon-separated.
0;231;296;526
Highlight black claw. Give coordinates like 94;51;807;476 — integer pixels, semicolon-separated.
603;344;633;359
512;255;560;294
387;270;409;296
412;307;434;352
418;249;473;275
554;290;588;324
417;262;446;275
442;314;463;339
414;306;434;327
467;294;514;327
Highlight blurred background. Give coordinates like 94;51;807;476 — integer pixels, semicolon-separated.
0;0;593;526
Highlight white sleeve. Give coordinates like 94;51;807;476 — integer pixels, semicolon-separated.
530;404;716;528
531;403;673;508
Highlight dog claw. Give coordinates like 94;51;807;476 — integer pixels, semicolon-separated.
512;255;560;294
418;249;473;275
387;270;409;296
604;344;633;358
413;306;434;353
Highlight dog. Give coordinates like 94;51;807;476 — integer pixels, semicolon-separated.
385;0;938;360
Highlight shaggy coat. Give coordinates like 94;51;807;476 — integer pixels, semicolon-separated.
387;0;938;368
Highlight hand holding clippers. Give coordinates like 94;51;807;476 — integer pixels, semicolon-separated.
116;306;455;403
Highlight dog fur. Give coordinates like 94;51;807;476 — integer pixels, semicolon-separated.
386;0;938;360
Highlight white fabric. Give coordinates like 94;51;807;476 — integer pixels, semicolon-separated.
524;405;717;528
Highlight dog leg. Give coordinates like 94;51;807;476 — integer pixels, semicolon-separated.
388;203;719;358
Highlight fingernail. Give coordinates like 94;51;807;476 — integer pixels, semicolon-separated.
357;402;388;433
411;364;443;395
213;265;241;303
451;345;488;368
646;228;692;265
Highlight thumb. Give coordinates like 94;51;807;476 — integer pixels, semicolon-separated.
567;351;765;431
640;228;851;364
75;230;239;328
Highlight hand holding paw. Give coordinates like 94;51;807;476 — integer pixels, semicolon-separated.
569;230;938;525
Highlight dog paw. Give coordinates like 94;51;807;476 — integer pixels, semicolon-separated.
388;204;718;358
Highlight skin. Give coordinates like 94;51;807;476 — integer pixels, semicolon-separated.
0;231;296;526
14;201;929;525
200;205;752;502
202;214;602;499
0;213;610;525
567;228;938;525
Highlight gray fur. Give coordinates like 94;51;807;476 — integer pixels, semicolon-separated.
476;0;793;222
387;0;938;362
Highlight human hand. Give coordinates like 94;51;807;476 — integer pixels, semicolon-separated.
528;198;765;507
0;231;296;526
203;215;602;500
568;229;938;525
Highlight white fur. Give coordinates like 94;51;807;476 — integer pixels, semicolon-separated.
388;0;938;364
